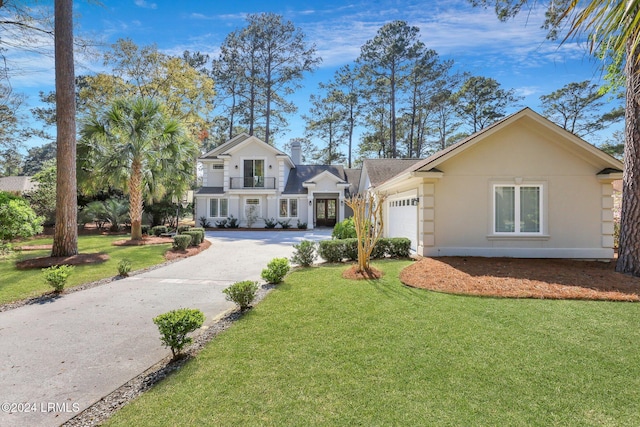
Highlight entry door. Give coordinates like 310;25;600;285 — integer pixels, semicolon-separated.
315;199;337;227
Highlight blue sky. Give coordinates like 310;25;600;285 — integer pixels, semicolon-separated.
7;0;623;152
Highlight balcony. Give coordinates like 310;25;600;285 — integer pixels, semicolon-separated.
230;176;276;190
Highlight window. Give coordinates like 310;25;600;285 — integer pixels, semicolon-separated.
211;164;223;170
243;159;265;188
279;199;298;217
245;198;261;219
494;185;541;234
209;198;228;218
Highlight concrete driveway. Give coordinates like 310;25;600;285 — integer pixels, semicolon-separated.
0;229;331;427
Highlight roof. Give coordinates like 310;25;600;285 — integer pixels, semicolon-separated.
199;133;290;161
0;176;37;193
377;107;625;190
362;158;423;187
195;186;224;195
344;168;362;197
283;165;349;195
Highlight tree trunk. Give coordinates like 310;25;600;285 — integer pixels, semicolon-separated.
51;0;78;257
129;158;144;240
616;41;640;275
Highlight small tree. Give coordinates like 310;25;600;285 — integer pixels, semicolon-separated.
0;192;44;244
153;308;205;359
344;193;387;273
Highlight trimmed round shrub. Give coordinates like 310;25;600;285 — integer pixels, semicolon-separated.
290;240;317;267
387;237;411;258
371;238;389;259
318;239;346;263
177;225;191;234
182;230;203;247
153;308;205;358
261;257;290;284
223;280;259;311
151;225;168;236
172;234;192;250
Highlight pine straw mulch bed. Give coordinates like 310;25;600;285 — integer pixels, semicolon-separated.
400;257;640;302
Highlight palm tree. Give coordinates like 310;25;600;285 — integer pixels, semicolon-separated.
472;0;640;275
79;98;198;240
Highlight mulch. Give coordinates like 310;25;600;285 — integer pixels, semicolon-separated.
400;257;640;302
342;265;385;280
16;253;110;269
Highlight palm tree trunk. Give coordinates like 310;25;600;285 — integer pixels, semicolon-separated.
51;0;78;257
129;157;144;240
616;40;640;275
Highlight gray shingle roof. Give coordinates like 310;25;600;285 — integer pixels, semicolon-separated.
0;176;37;193
195;186;224;195
199;134;252;159
283;165;348;194
362;159;423;187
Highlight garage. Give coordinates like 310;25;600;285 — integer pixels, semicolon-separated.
387;191;418;251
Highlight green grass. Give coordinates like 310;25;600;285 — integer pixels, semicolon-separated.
107;260;640;426
0;234;170;304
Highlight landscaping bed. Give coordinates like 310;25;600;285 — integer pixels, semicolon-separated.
400;257;640;301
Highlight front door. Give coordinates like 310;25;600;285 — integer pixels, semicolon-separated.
315;199;337;227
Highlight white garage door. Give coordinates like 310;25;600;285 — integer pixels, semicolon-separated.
388;194;418;251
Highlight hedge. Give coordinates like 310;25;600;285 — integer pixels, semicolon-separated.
317;237;411;262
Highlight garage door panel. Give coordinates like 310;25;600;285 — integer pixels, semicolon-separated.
388;196;417;251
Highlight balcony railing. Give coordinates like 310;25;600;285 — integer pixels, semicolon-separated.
230;177;276;189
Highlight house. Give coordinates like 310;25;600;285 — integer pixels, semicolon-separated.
374;108;623;259
195;134;359;229
0;176;38;195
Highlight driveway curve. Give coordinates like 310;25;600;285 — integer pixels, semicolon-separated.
0;229;331;427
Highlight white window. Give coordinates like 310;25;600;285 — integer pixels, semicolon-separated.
494;185;542;234
211;164;223;170
209;198;228;218
279;199;298;217
244;198;261;219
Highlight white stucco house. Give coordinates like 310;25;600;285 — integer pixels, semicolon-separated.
194;133;359;229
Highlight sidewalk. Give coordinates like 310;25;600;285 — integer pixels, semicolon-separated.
0;229;331;427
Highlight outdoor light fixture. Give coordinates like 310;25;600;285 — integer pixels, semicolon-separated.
309;200;312;206
269;164;272;169
340;200;344;206
235;165;238;169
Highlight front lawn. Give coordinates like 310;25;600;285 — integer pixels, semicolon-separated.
106;260;640;426
0;234;170;304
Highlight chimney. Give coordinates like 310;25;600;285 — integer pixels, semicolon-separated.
290;140;302;165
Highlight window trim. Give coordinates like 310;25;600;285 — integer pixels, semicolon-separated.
492;183;544;235
209;198;228;218
279;198;298;218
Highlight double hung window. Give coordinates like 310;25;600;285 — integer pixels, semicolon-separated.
494;185;542;234
209;198;228;218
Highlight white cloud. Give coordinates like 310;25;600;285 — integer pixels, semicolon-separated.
134;0;157;10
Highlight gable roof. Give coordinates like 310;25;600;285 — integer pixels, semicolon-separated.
283;165;350;195
199;133;290;161
0;176;37;193
377;108;624;190
362;158;423;188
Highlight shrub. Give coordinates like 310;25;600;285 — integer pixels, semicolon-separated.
177;225;191;234
0;192;44;243
318;240;346;263
261;258;290;284
151;225;168;236
190;227;206;233
387;237;411;258
290;240;317;267
342;238;359;261
215;218;227;228
226;215;239;228
264;217;278;229
223;280;259;311
278;219;292;229
43;265;74;293
173;234;192;250
371;238;389;259
297;220;307;229
118;259;132;277
153;308;205;358
141;224;150;235
332;217;356;239
199;216;211;228
182;230;203;246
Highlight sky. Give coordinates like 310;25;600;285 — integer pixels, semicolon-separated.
5;0;624;153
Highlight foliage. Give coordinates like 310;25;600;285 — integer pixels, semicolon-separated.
177;225;191;234
223;280;259;311
263;217;278;229
246;205;259;228
172;234;192;250
79;97;198;240
277;219;292;229
318;239;347;263
83;198;130;231
0;192;44;243
345;193;387;272
25;160;57;225
386;237;411;258
318;237;411;262
290;240;317;267
118;259;132;277
182;230;203;246
198;216;211;228
42;264;74;293
151;226;168;237
227;215;239;228
215;218;227;228
153;308;205;358
332;217;356;239
261;258;291;284
296;220;307;230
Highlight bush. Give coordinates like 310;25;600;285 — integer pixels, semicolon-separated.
223;280;259;311
332;217;356;239
172;234;192;250
290;240;317;267
43;265;74;293
261;258;290;284
318;239;346;263
177;225;191;234
153;308;205;358
278;219;292;229
0;192;44;243
190;227;206;233
141;224;150;235
151;225;168;236
297;220;307;230
227;215;239;228
371;238;389;259
199;216;211;228
387;237;411;258
215;218;227;228
342;238;359;261
263;217;278;229
118;259;132;277
182;230;203;246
